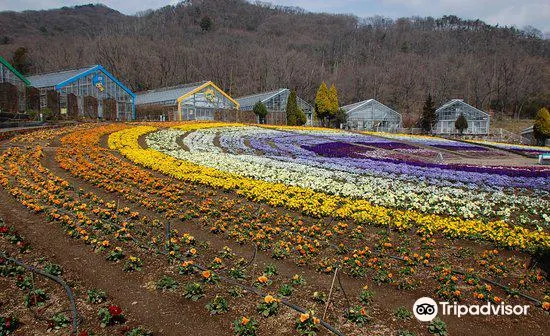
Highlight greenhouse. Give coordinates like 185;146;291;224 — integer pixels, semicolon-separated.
0;56;30;113
27;65;135;120
236;88;314;125
435;99;490;135
136;81;239;121
342;99;401;131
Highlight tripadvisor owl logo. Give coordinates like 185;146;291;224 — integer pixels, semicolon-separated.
413;297;438;322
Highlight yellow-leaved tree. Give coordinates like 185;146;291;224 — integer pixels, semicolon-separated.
315;82;330;126
533;107;550;146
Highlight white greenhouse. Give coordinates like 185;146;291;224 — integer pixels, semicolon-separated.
342;99;401;131
435;99;490;135
236;88;314;125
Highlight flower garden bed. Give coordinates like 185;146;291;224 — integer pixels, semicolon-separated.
0;122;548;336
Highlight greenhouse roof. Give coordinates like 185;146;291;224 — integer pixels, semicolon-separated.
27;65;135;97
436;99;489;117
236;88;287;108
342;99;400;116
0;56;31;86
136;81;208;105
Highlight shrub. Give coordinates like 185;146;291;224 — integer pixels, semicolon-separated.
253;102;268;124
454;114;468;134
534;107;550;146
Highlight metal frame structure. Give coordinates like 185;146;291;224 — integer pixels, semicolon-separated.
27;65;135;120
0;56;30;112
236;88;314;125
136;81;239;121
176;81;239;121
342;99;401;132
435;99;490;135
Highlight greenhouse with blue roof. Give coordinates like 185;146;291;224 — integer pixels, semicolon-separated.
27;65;135;120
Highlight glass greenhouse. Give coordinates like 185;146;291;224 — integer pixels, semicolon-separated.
136;81;239;121
176;82;239;121
27;65;135;120
342;99;401;131
236;89;314;125
435;99;490;135
0;56;30;112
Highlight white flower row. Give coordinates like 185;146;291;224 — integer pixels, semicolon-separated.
146;127;549;227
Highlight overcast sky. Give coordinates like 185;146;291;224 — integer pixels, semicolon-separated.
2;0;549;35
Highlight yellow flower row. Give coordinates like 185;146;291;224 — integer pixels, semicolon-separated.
108;124;550;252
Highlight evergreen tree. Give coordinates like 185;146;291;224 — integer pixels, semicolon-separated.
286;90;307;126
200;16;213;31
315;82;330;126
328;84;339;119
253;101;268;124
11;47;31;75
533;107;550;146
333;108;348;128
454;114;468;135
420;94;438;133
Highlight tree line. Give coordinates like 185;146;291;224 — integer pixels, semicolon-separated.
1;0;549;125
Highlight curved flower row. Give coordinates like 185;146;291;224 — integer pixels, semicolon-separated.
109;125;550;252
464;139;550;156
147;126;548;227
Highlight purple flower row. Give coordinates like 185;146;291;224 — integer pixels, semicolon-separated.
216;129;549;191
